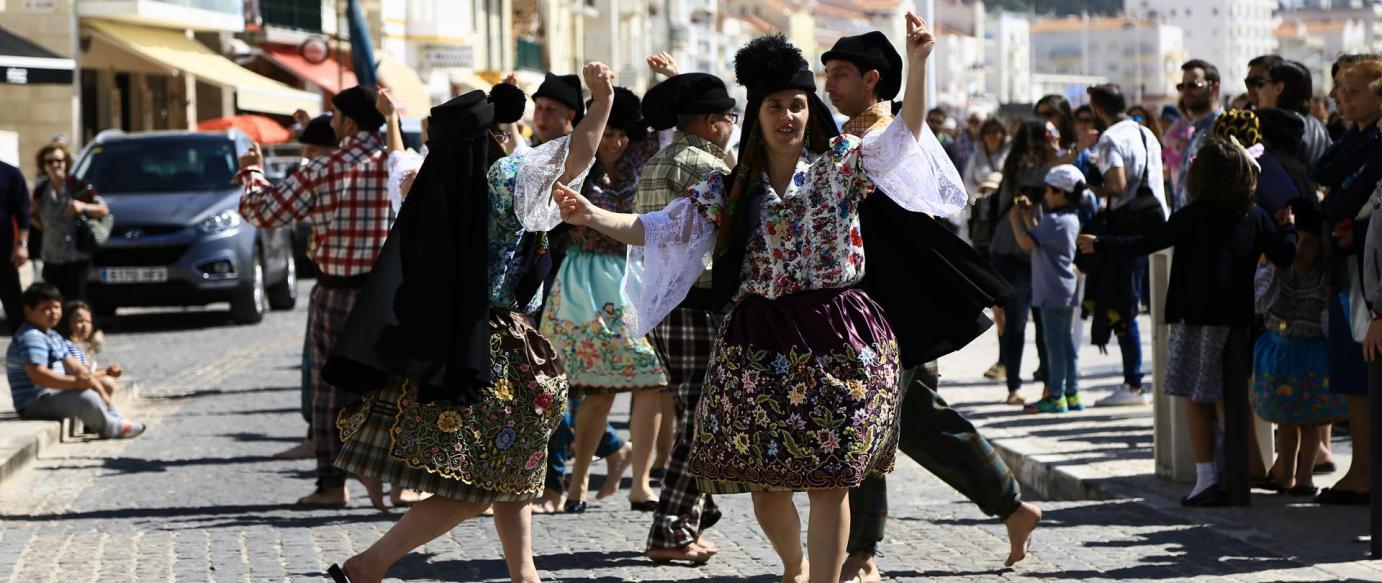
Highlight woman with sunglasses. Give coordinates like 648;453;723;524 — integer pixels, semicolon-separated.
31;143;108;303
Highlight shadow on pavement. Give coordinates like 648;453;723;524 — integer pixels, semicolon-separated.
101;309;240;333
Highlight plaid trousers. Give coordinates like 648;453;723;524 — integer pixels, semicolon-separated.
646;306;724;550
308;284;361;489
847;363;1023;554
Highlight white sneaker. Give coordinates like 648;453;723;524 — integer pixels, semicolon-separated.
1096;384;1150;407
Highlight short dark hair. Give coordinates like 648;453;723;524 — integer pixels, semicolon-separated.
1267;59;1313;114
22;283;62;309
1181;59;1221;84
1248;54;1283;70
1332;53;1381;80
1086;84;1127;117
927;107;947;118
1186;137;1256;217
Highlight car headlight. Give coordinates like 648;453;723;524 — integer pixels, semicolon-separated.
198;210;242;234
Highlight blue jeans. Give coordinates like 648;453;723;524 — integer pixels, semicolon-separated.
1040;307;1079;398
992;255;1047;390
1116;262;1146;388
545;394;625;492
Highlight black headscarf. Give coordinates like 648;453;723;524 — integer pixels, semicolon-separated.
322;90;497;405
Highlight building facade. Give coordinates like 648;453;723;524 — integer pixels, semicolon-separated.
1032;16;1187;105
1125;0;1278;98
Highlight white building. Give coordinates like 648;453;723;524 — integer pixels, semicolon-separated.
1031;16;1187;105
1279;3;1382;55
584;0;659;92
1125;0;1277;99
985;11;1030;104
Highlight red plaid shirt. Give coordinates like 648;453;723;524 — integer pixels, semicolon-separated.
238;131;394;277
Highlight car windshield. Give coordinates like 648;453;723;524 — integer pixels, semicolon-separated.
75;139;238;193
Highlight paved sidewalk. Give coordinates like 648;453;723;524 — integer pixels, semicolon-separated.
936;313;1382;580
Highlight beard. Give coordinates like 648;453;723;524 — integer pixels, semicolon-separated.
1183;92;1216;114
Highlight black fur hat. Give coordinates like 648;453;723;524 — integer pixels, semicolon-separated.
488;83;527;125
735;34;816;101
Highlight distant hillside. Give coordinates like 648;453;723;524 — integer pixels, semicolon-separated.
985;0;1123;16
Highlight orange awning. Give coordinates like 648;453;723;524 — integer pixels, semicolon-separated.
262;43;357;95
197;114;293;144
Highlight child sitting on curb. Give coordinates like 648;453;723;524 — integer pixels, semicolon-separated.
57;300;125;399
1010;164;1086;414
6;283;144;439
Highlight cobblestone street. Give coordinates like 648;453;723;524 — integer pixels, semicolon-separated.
0;288;1373;581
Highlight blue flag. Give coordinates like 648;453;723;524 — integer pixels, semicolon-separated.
347;0;376;87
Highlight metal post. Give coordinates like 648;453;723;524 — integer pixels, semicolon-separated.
1370;357;1381;558
1223;327;1252;507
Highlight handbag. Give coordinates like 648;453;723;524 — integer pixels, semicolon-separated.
71;182;113;254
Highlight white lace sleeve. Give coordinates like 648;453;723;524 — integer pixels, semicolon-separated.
386;150;423;214
861;115;968;218
512;136;594;232
621;198;718;337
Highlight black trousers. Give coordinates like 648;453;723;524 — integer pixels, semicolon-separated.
0;246;22;334
43;260;91;303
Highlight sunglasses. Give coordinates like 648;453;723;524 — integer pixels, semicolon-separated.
1035;108;1058;118
1244;76;1267;88
721;112;740;124
1075;116;1096;124
44;157;66;165
1176;80;1213;92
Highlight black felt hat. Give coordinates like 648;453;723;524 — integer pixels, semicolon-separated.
332;85;385;131
532;73;585;118
584;87;644;134
299;113;337;147
821;31;903;100
642;73;736;131
428;90;495;140
736;34;816;102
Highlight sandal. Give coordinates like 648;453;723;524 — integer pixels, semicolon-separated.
564;500;588;513
1286;485;1318;497
327;563;352;582
1004;392;1025;405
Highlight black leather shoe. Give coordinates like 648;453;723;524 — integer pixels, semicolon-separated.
1315;487;1369;505
564;500;588;513
327;564;351;583
1181;486;1228;507
630;499;658;512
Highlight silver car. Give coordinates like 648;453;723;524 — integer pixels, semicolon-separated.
72;130;298;323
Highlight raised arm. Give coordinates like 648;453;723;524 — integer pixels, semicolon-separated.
899;12;935;141
561;62;616;185
377;88;406;155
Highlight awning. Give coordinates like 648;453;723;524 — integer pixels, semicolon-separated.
0;25;74;85
84;20;321;116
261;43;356;95
375;51;431;118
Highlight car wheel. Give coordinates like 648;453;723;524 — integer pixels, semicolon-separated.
267;248;298;310
230;252;267;324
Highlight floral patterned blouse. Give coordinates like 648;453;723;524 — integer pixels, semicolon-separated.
624;115;969;337
568;137;661;255
684;135;873;300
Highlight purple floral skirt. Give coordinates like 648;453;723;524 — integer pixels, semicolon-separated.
334;310;570;503
687;288;902;494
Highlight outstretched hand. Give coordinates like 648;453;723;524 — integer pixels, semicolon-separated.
582;62;616;102
647;52;679;77
376;87;398;119
905;11;936;63
554;182;596;226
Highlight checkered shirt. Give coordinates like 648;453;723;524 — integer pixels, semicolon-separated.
636;130;730;288
238;131;394;277
842;101;893;138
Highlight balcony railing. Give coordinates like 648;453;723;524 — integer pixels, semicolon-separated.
517;38;544;71
259;0;324;33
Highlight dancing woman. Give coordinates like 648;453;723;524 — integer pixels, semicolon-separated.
556;16;967;583
540;87;669;512
319;62;616;583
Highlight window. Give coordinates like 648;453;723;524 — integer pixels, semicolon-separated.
75;139;239;194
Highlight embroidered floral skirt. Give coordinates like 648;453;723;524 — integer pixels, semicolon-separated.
1251;332;1348;425
334;310;570;503
540;247;668;393
687;288;902;494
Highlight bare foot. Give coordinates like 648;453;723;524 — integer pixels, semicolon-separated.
531;489;563;514
839;550;881;583
646;542;716;564
296;487;348;508
783;560;808;583
356;477;388;513
694;537;718;554
1003;502;1041;567
272;438;315;460
597;442;633;500
390;488;428;507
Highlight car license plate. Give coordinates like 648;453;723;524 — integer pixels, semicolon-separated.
100;267;168;284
